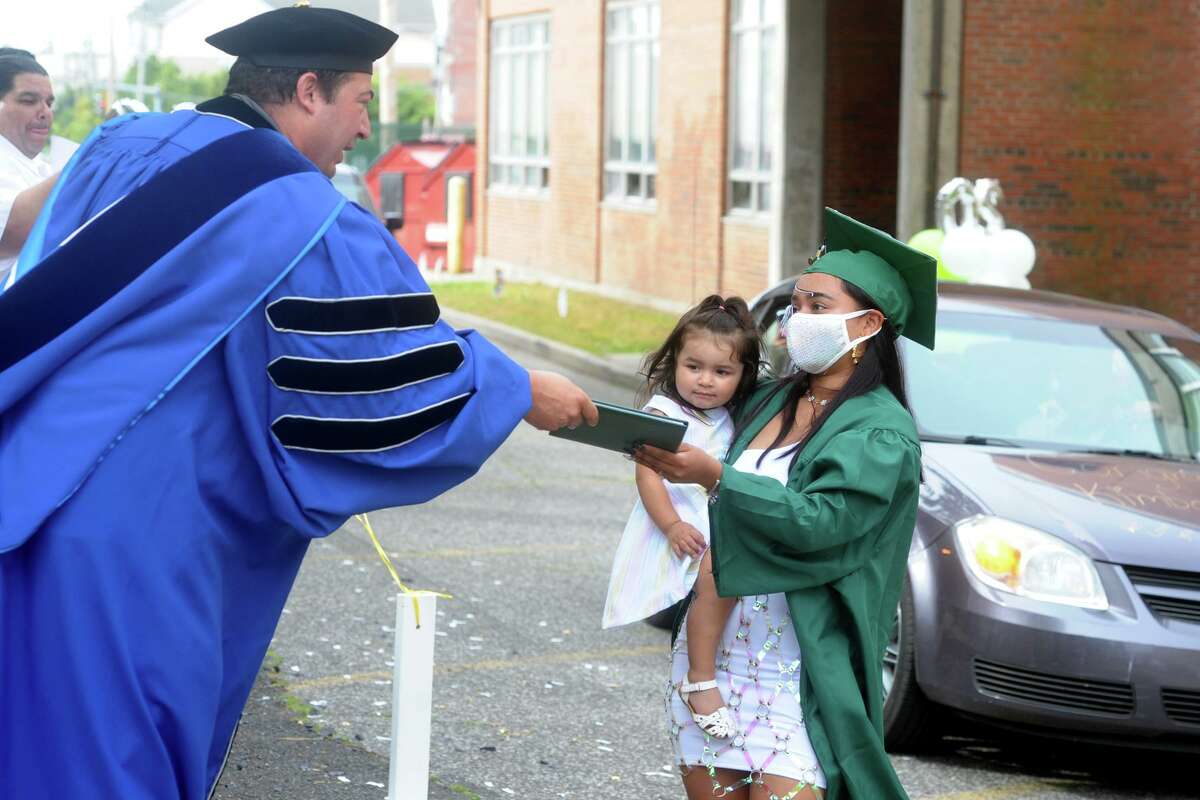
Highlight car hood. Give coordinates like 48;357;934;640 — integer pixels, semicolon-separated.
921;443;1200;572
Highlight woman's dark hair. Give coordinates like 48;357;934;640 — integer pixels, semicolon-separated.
745;278;914;468
0;53;48;96
224;59;353;106
639;294;761;414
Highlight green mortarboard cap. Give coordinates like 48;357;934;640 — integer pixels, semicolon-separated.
803;207;938;350
207;5;397;74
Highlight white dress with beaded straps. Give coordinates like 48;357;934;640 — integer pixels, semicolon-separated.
601;394;734;629
667;447;828;793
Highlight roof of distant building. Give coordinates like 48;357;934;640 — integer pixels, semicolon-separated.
391;0;436;31
134;0;384;25
131;0;184;21
265;0;382;24
131;0;435;35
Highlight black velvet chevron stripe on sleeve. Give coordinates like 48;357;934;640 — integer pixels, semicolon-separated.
267;342;464;395
270;392;473;452
266;293;441;334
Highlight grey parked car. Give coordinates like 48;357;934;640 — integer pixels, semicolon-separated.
332;163;383;222
740;279;1200;752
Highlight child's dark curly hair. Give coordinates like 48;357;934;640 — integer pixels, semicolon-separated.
638;295;761;413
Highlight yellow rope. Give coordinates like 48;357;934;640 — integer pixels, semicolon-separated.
355;513;450;628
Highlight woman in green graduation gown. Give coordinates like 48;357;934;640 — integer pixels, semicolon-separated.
637;208;936;800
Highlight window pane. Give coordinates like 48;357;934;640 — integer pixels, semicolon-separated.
733;29;759;171
629;41;647;163
731;180;753;209
533;51;547;157
526;165;538;186
760;27;776;172
626;171;642;198
610;41;629;160
605;170;622;196
650;2;660;34
631;3;648;35
741;0;760;26
512;51;527;155
763;0;782;26
646;174;656;199
526;49;538;155
757;180;771;212
539;167;550;188
496;53;511;159
648;41;658;163
511;22;529;46
608;7;628;37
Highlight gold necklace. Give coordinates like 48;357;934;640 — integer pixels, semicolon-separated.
805;392;829;414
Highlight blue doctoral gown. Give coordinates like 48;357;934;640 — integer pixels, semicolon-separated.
0;99;531;799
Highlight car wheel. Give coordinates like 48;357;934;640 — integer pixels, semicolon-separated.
882;580;943;753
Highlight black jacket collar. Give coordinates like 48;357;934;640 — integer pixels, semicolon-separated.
194;94;278;131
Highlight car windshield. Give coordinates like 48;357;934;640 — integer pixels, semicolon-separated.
904;311;1200;460
332;169;379;217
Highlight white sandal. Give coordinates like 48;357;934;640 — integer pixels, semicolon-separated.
679;679;735;739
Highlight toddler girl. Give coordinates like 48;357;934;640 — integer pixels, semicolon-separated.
602;295;760;739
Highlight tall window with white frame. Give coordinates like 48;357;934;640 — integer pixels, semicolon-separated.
604;0;660;204
728;0;781;215
489;15;550;191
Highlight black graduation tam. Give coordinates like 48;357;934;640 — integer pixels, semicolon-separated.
206;4;398;74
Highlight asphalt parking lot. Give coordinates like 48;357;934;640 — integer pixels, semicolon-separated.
220;352;1196;799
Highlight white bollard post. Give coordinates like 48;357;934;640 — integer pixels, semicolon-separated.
388;592;438;800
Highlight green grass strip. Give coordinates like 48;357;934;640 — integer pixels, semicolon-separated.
431;281;677;357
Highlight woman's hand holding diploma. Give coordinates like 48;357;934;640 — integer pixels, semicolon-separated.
633;443;723;491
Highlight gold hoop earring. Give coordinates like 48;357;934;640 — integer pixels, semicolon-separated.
851;344;861;365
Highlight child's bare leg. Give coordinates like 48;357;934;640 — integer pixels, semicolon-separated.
684;549;737;715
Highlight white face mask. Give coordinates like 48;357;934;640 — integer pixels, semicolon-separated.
783;308;878;375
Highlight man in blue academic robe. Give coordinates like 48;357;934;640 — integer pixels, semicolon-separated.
0;7;595;799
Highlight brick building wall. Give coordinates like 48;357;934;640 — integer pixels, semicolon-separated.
446;0;478;127
821;0;903;234
480;0;603;286
597;0;731;303
722;218;771;300
479;0;770;308
959;0;1200;329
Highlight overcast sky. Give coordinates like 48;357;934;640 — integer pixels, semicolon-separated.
6;1;141;57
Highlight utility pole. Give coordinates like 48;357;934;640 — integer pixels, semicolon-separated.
379;0;396;150
135;15;147;107
106;13;117;112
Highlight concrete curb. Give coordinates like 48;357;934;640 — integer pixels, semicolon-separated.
441;307;645;393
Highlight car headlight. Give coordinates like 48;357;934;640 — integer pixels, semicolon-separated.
952;516;1109;610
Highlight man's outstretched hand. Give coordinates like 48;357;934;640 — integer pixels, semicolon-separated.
523;370;600;432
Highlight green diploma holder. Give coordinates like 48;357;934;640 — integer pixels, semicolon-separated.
549;400;687;454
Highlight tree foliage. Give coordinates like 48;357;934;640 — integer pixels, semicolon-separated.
395;79;435;125
121;55;227;108
366;74;436;131
50;57;436;163
52;88;103;144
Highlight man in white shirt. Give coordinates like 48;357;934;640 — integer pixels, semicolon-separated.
0;50;55;283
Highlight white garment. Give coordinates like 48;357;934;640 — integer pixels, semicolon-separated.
667;447;828;791
601;394;734;628
0;133;54;282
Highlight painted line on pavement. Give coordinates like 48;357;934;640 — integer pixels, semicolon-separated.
288;643;665;692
